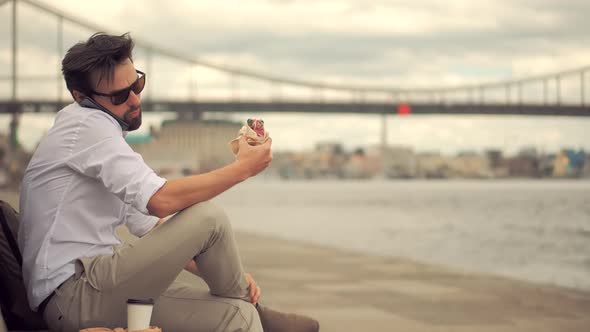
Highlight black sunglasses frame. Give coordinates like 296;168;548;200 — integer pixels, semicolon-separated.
91;69;146;105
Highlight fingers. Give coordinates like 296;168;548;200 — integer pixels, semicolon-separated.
250;285;261;304
253;286;261;304
261;137;273;158
245;272;261;304
245;272;255;298
184;259;198;274
249;281;256;299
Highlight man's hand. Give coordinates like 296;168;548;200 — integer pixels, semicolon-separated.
245;272;261;305
236;136;272;178
185;259;199;275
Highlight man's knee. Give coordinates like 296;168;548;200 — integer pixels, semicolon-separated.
180;200;231;235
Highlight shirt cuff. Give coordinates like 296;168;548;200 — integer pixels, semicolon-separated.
134;216;160;237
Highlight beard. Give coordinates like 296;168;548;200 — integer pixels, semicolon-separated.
123;105;142;131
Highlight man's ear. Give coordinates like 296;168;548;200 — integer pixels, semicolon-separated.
72;90;86;103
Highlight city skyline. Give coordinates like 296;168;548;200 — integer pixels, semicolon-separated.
3;111;589;156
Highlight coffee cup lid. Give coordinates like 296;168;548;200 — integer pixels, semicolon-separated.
127;298;154;305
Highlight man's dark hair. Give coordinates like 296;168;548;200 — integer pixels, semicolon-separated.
62;32;134;99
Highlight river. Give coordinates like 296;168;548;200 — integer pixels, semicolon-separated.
215;179;590;291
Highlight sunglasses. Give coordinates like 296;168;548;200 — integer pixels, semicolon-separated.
91;69;146;105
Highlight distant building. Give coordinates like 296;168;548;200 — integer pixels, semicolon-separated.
315;142;344;155
517;147;538;158
342;148;373;179
416;152;451;178
538;154;555;178
504;156;539;177
0;133;8;167
485;149;503;169
367;145;416;178
583;155;590;178
271;151;298;179
566;150;586;176
129;119;240;174
553;149;586;177
0;133;31;187
485;149;508;178
312;142;346;178
0;133;9;187
552;152;569;177
124;134;152;145
449;153;491;178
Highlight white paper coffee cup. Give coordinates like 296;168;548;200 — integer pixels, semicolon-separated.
127;298;154;332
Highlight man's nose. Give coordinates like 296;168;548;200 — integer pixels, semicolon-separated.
127;90;141;106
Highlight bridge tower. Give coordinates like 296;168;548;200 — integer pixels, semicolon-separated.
380;113;388;154
9;0;20;153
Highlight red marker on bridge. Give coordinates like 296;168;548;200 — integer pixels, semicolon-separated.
397;104;412;115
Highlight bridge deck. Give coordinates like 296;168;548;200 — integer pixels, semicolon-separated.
1;100;589;116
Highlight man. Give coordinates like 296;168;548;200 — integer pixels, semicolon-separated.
18;32;319;332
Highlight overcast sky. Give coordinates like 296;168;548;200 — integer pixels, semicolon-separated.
1;0;589;154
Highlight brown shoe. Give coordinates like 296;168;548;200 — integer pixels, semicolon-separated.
256;305;320;332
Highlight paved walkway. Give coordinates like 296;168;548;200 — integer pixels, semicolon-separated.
230;231;590;331
3;190;590;331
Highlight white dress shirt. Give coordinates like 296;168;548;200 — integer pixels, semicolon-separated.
18;102;166;310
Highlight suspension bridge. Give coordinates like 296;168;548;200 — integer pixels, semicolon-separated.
2;0;590;117
1;0;590;155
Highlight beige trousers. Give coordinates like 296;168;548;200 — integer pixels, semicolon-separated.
42;201;263;332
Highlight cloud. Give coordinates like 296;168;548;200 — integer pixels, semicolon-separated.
1;0;590;153
5;0;590;87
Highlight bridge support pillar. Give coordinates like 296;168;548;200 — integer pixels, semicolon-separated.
9;111;19;151
11;0;18;100
380;113;388;176
380;113;387;151
4;110;21;186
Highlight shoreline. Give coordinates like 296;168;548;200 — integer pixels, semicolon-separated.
233;230;590;331
234;228;590;293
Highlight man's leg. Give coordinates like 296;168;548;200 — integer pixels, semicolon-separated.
44;201;255;331
44;271;261;332
82;200;250;301
151;271;263;332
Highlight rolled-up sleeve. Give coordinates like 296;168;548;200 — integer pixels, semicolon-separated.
125;206;159;237
65;115;166;215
